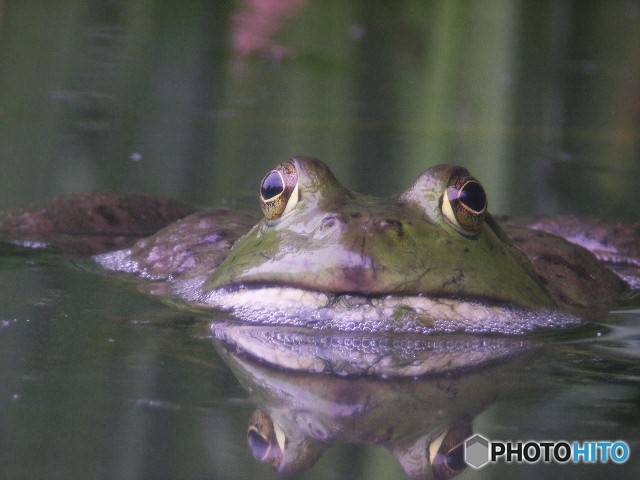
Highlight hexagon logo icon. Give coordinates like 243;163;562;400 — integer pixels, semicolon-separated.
465;434;490;469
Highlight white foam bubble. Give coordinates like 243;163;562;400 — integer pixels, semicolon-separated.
199;286;582;335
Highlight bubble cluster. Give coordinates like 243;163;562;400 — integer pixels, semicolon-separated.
212;323;534;377
201;286;582;335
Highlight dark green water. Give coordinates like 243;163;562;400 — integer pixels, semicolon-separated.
1;1;639;479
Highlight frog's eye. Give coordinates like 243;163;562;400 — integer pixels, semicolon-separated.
247;409;284;469
259;162;299;220
440;169;487;233
428;424;471;480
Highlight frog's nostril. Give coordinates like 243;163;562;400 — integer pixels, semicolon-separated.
321;215;340;229
361;217;404;236
377;218;404;236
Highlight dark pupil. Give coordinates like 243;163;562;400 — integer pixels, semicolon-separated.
247;430;269;459
445;444;466;471
459;181;486;212
261;171;284;200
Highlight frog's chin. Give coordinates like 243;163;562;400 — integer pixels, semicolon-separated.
173;279;581;335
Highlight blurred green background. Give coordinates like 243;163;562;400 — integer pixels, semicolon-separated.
1;0;638;218
1;1;639;480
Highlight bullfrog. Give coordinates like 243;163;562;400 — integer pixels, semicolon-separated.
1;156;638;334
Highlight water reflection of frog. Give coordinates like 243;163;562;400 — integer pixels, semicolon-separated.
212;323;542;479
1;157;638;333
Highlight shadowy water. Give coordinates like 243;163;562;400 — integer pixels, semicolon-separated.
0;1;639;217
1;1;639;479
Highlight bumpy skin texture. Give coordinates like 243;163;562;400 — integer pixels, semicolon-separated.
0;192;196;254
501;223;631;310
499;215;640;292
122;209;259;282
202;158;558;311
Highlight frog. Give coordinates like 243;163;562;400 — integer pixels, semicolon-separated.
1;156;638;335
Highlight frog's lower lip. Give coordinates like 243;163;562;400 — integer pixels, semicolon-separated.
191;284;581;336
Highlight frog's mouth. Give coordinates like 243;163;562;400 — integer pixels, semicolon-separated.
188;282;581;336
94;248;581;335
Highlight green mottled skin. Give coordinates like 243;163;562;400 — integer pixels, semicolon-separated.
204;157;636;316
206;159;555;310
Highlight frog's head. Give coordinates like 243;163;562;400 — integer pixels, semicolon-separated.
204;156;555;313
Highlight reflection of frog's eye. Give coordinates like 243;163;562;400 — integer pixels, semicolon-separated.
259;162;299;220
441;169;487;233
429;424;471;480
247;409;284;469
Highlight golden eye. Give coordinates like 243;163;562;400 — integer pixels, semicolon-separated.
259;162;299;220
441;169;487;233
429;424;472;480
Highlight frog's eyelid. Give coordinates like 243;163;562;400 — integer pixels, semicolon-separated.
281;183;299;216
441;189;457;226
